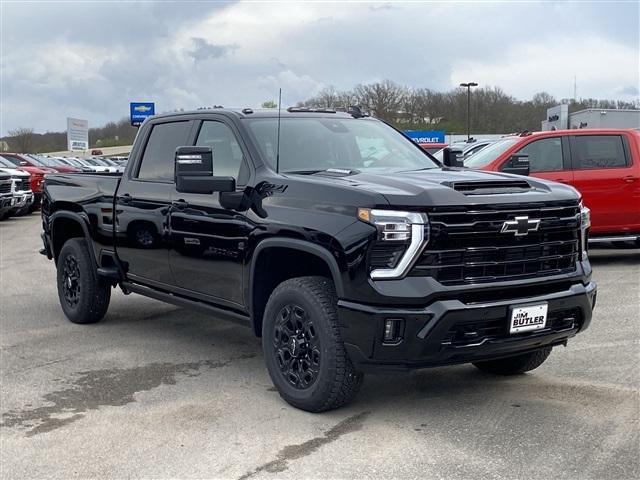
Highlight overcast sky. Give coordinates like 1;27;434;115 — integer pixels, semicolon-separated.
1;0;638;135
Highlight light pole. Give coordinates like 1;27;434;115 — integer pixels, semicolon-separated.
460;82;478;141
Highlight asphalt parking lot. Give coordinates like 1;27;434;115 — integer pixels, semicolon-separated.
1;214;638;480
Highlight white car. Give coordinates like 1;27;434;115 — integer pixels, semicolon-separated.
0;156;34;217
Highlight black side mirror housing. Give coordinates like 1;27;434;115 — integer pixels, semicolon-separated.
175;146;235;194
442;148;464;167
502;153;530;176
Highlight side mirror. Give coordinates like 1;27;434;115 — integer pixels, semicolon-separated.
502;153;530;176
20;161;29;166
442;148;464;167
175;146;235;194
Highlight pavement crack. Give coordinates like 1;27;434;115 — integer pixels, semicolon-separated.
1;353;256;437
238;411;370;480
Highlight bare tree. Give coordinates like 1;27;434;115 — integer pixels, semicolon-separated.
7;127;34;153
354;80;406;120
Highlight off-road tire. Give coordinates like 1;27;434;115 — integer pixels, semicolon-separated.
56;238;111;324
262;276;364;412
473;347;553;375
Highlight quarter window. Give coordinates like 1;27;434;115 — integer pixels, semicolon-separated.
516;137;564;173
137;121;191;181
572;135;627;169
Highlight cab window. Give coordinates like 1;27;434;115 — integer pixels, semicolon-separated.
137;121;192;181
572;135;628;169
516;137;564;173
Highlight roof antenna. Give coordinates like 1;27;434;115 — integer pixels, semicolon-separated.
276;88;282;173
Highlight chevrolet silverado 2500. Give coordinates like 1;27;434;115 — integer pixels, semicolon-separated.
41;108;597;412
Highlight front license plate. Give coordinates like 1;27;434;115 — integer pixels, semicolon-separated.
509;303;548;334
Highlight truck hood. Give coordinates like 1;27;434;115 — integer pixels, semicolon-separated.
290;168;580;206
0;167;30;178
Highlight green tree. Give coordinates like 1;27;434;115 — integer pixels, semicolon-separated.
261;100;277;109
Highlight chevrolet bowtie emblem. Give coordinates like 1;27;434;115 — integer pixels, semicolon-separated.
501;216;541;236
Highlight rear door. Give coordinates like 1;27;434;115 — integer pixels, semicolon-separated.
115;119;194;286
569;133;638;235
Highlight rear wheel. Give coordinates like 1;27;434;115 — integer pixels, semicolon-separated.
262;276;363;412
473;347;552;375
56;238;111;324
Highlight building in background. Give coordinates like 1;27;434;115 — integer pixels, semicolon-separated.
542;106;640;131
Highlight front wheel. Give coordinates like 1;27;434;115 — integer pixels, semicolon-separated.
56;238;111;324
473;347;552;375
262;276;363;412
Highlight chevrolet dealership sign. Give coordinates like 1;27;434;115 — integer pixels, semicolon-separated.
130;102;155;126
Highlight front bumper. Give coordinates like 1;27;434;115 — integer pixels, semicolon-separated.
0;195;15;210
338;281;597;373
11;192;34;209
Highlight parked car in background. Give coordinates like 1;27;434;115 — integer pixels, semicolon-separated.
54;157;93;172
0;155;54;211
0;172;15;219
465;129;640;246
1;152;78;174
433;138;494;163
26;154;82;173
70;157;112;173
86;157;121;173
0;157;34;218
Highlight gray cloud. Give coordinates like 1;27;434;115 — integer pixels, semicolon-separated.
1;1;638;135
189;38;238;61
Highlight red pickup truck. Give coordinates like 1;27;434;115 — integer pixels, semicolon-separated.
465;129;640;246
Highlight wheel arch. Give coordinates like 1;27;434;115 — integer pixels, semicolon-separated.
50;211;97;267
249;238;345;337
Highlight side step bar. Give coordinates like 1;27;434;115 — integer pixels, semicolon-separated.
120;281;251;327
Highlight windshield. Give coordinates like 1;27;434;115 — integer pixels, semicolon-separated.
0;156;15;168
246;117;439;173
29;155;61;167
464;137;519;169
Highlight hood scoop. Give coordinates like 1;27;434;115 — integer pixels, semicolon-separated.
443;180;532;195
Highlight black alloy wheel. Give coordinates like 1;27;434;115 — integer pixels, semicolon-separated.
273;304;321;389
61;254;81;308
56;238;111;324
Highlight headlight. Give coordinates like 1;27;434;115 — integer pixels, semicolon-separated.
579;201;590;258
358;208;429;279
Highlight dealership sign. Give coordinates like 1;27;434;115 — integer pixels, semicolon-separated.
404;130;445;144
66;117;89;151
130;102;155;126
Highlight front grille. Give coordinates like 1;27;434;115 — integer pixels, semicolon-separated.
17;178;30;191
411;200;580;284
0;181;11;195
443;308;581;347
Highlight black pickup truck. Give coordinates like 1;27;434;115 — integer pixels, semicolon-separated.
41;108;597;412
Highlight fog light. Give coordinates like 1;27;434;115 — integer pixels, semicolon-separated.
383;318;404;344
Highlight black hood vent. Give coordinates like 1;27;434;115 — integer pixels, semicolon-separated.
444;180;531;195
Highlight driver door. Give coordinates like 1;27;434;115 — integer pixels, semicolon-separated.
168;118;253;309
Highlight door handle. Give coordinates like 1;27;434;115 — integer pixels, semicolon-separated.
172;199;189;210
623;176;637;183
119;194;132;204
